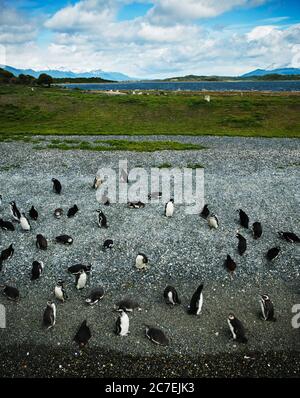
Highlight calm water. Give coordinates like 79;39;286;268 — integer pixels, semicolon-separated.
61;80;300;92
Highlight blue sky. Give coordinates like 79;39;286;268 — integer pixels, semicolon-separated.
1;0;300;77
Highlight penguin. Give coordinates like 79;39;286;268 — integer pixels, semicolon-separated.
29;206;38;221
278;231;300;243
67;205;78;218
52;178;62;194
85;287;104;305
0;243;14;271
127;201;145;209
0;219;15;231
103;239;114;250
2;285;19;301
266;247;280;261
252;222;262;239
200;204;210;219
148;191;162;200
31;260;44;280
0;194;2;206
207;214;219;229
115;310;130;336
96;209;108;228
238;209;249;229
74;320;91;347
224;255;237;274
20;213;31;231
43;302;56;329
67;263;92;275
114;298;141;312
188;284;204;315
36;234;48;250
260;294;276;321
55;235;73;245
145;325;169;346
92;176;102;189
9;201;21;222
163;285;181;306
227;313;248;343
54;280;68;302
75;269;87;290
135;253;148;270
236;232;247;256
164;199;174;217
54;208;63;219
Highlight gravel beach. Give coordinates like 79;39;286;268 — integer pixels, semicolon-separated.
0;135;299;377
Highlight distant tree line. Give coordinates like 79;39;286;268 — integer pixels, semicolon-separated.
0;68;53;87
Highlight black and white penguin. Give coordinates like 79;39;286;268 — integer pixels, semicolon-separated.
74;320;91;347
54;208;63;219
188;284;204;315
20;213;31;231
252;221;262;239
224;255;237;274
238;209;249;229
163;285;181;306
145;325;169;346
266;247;280;261
31;260;44;280
128;201;145;209
114;298;141;312
54;280;68;302
0;218;15;231
43;302;56;329
0;243;14;271
92;176;102;189
227;313;248;343
52;178;62;194
115;310;130;336
85;287;104;305
207;214;219;229
36;234;48;250
148;191;162;200
260;294;276;321
67;263;92;275
164;199;174;217
135;253;148;270
67;205;78;218
55;235;73;245
75;269;87;290
96;209;108;228
9;201;21;222
278;231;300;243
200;204;210;219
2;285;19;301
103;239;114;250
29;206;38;221
236;232;247;256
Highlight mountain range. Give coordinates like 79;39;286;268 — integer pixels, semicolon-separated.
241;67;300;77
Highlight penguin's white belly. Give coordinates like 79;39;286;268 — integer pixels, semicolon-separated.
55;286;64;301
165;203;174;217
77;274;87;289
20;217;30;230
196;293;203;315
227;320;236;339
260;300;266;320
168;291;175;305
208;217;218;229
135;256;146;269
120;314;129;336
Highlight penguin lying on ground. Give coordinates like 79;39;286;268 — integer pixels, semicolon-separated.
0;244;14;271
114;298;141;312
85;287;104;305
278;231;299;243
238;209;249;229
52;178;62;194
1;285;19;301
145;325;169;346
252;222;262;239
0;219;15;231
55;235;73;245
266;247;281;261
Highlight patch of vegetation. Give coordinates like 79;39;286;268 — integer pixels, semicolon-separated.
186;163;204;169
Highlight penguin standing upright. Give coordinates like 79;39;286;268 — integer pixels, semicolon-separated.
36;234;48;250
0;219;15;231
75;269;87;290
135;253;148;270
10;201;21;222
238;209;249;229
259;294;276;321
115;310;130;336
67;205;78;218
96;210;108;228
31;260;44;280
0;243;14;271
252;222;262;239
163;286;181;306
200;204;210;219
207;214;219;229
85;287;104;305
52;178;62;194
278;231;300;243
54;280;68;302
236;232;247;255
29;206;38;221
20;213;31;231
227;313;248;343
0;194;2;206
74;320;91;347
43;302;56;329
164;199;174;217
188;284;204;315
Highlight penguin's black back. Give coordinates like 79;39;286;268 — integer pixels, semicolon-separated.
36;234;47;250
230;317;248;343
31;261;42;280
200;204;210;219
67;205;78;218
278;231;300;243
225;255;236;272
29;206;38;220
237;233;247;255
188;284;203;314
238;209;249;229
164;285;181;304
0;219;15;231
43;305;54;327
52;178;62;194
252;222;262;239
266;247;280;261
74;320;91;345
3;285;19;300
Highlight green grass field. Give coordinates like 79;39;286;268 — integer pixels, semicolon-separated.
0;85;299;139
